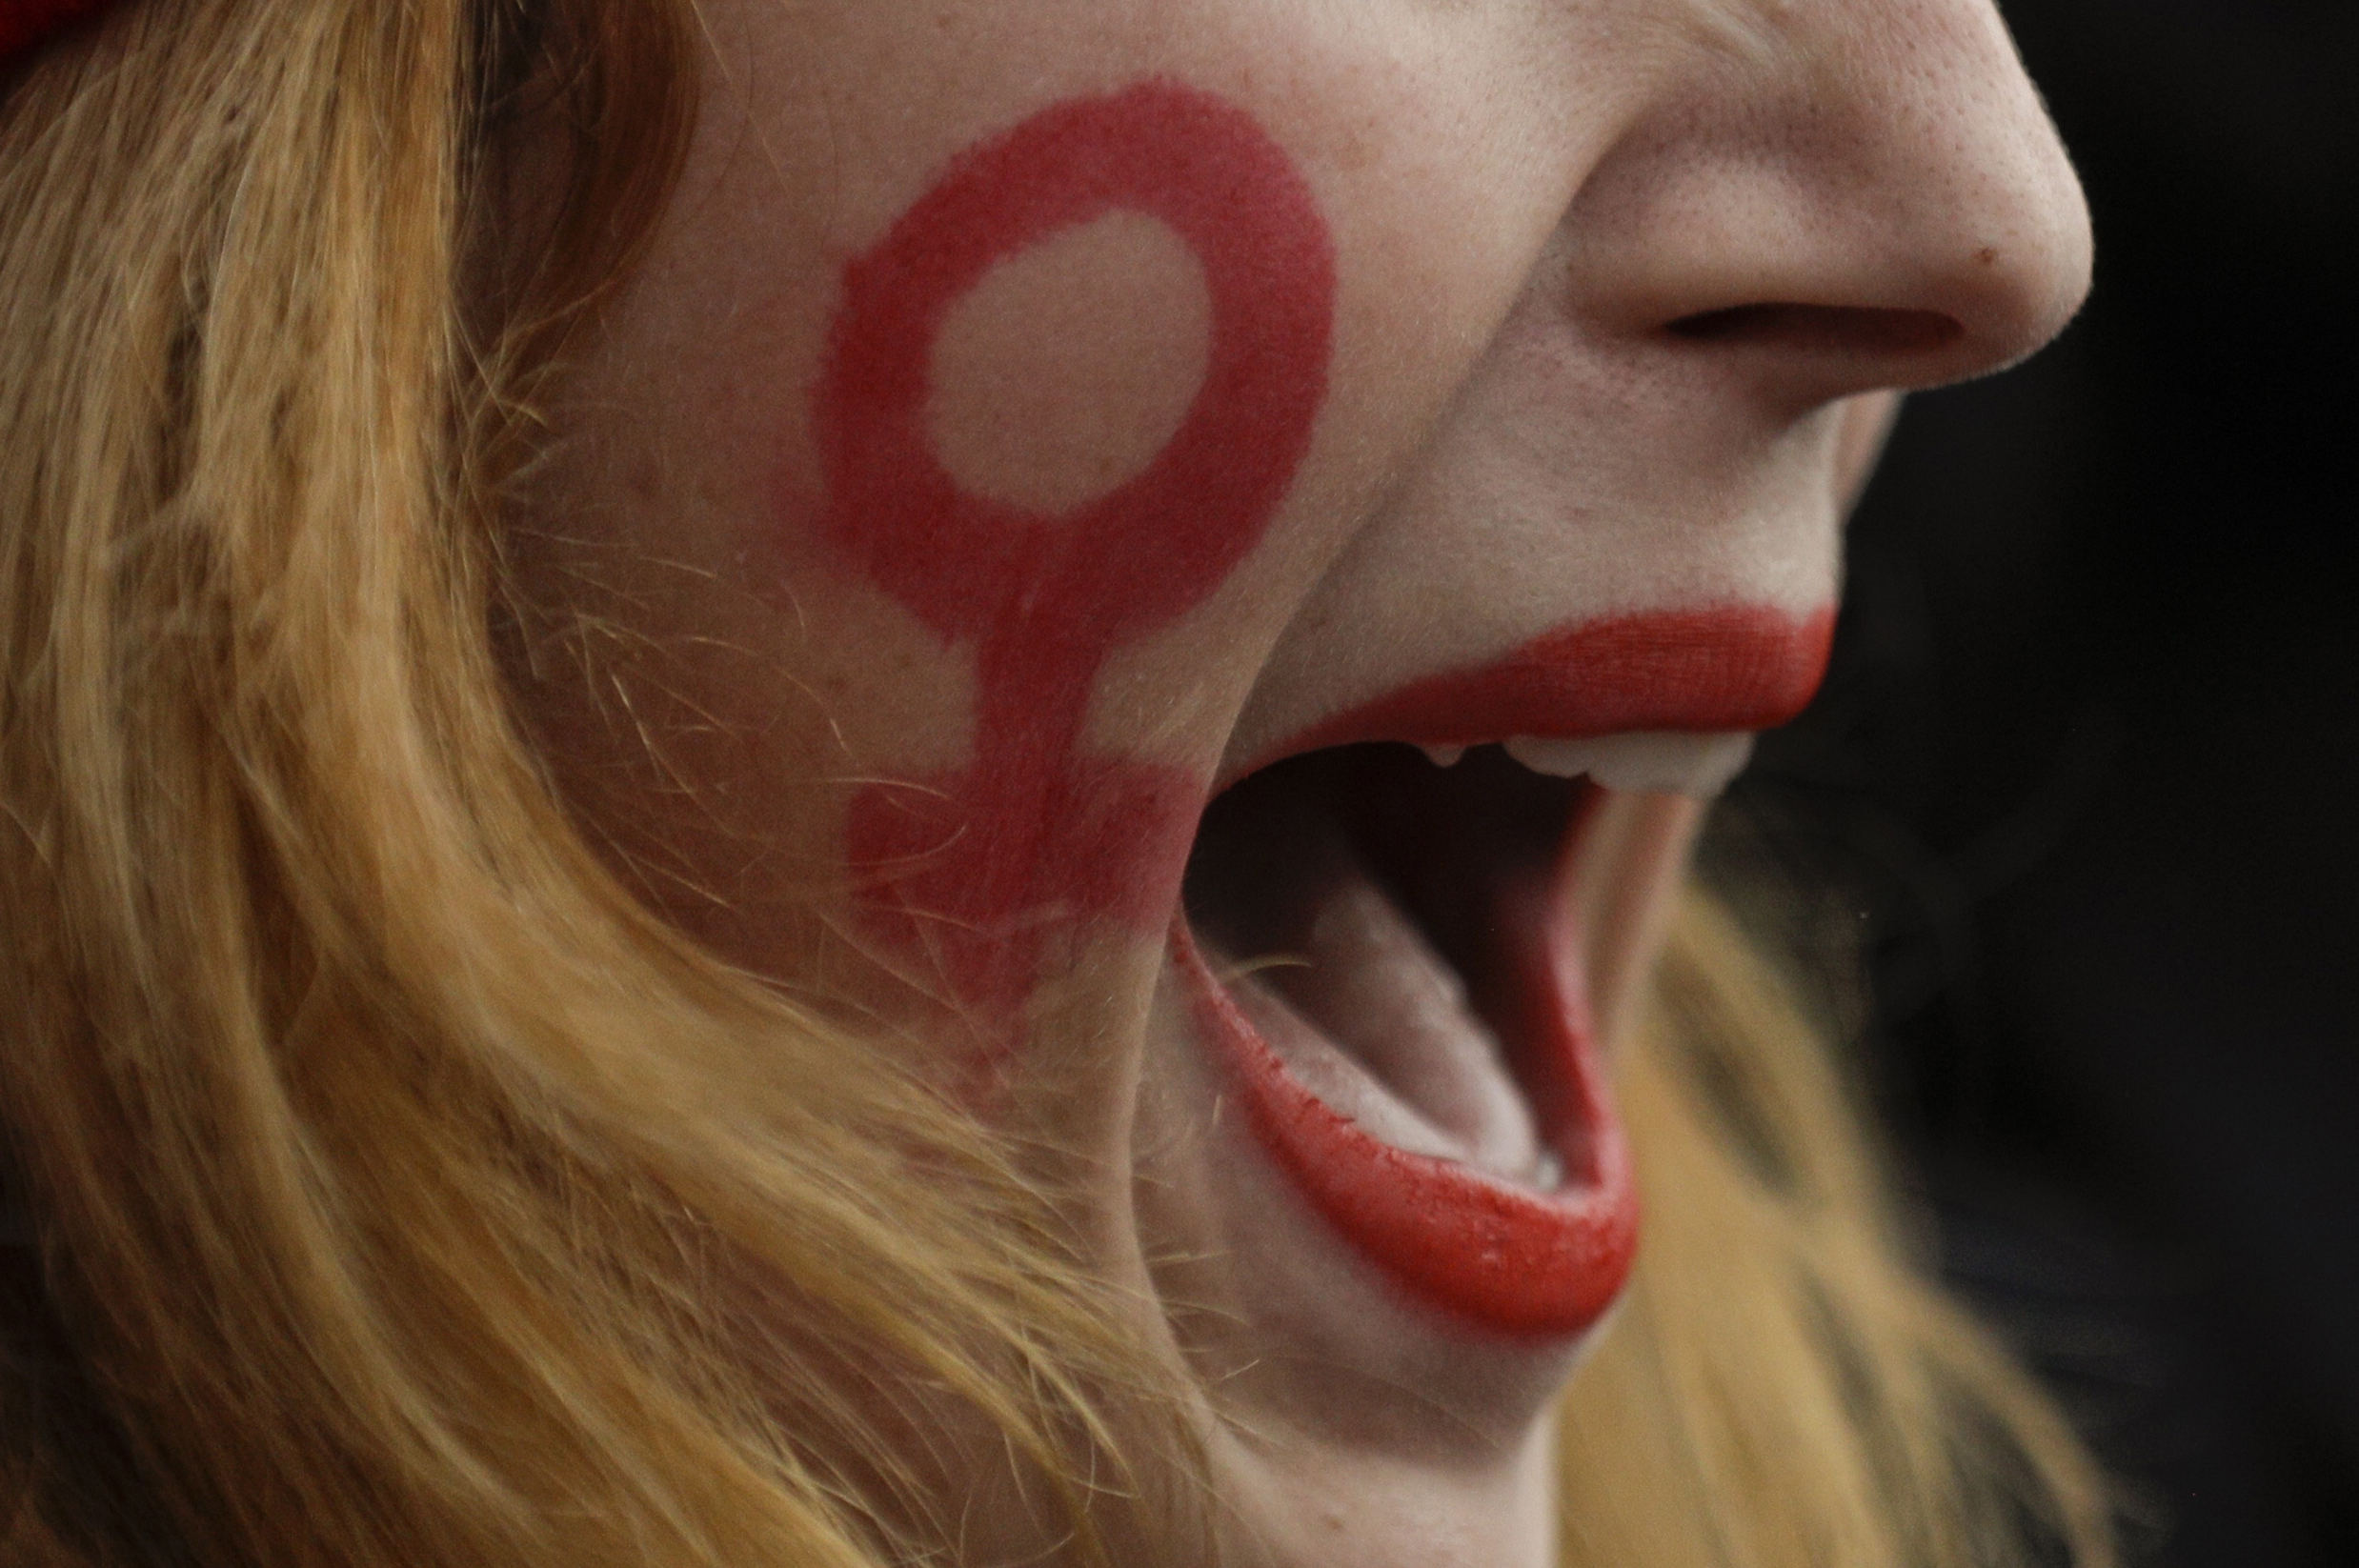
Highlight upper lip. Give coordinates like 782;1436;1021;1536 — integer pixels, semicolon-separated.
1214;601;1836;793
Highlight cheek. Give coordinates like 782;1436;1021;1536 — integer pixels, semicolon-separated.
783;84;1336;1068
926;211;1209;516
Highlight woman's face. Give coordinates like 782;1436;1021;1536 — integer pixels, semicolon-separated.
512;0;2088;1560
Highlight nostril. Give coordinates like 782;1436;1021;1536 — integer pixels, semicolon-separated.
1667;303;1965;356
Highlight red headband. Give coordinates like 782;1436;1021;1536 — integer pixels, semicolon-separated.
1;0;112;70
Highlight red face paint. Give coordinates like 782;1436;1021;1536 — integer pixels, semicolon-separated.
812;83;1335;1056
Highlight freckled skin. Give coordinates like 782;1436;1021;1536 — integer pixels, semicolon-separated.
507;0;2093;1559
814;84;1333;1060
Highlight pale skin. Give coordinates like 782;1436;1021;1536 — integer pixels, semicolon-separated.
506;1;2092;1563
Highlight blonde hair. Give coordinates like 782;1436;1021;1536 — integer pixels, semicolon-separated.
0;3;2111;1565
1562;893;2113;1566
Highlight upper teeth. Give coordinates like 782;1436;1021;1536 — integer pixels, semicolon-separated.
1502;732;1756;797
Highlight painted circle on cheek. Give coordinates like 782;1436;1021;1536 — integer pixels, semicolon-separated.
819;80;1332;662
924;211;1213;518
809;82;1336;1055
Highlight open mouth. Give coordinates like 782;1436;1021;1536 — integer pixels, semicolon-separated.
1175;741;1667;1340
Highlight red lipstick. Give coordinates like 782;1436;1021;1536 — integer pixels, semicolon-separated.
1177;602;1833;1337
1266;603;1834;768
1173;808;1637;1340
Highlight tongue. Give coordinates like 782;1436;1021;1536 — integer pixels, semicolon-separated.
1198;816;1547;1185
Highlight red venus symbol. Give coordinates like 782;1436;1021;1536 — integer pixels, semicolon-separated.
814;82;1337;1063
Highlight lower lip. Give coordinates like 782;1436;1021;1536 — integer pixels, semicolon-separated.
1170;805;1638;1340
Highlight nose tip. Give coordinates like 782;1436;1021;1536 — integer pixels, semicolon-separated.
1563;0;2094;402
1856;63;2097;385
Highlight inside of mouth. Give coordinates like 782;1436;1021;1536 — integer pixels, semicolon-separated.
1182;743;1588;1188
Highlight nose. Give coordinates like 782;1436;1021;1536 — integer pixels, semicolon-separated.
1561;0;2094;404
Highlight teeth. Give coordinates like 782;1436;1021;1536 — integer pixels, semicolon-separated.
1421;744;1467;769
1502;732;1756;798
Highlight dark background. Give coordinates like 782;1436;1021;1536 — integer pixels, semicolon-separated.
1722;0;2358;1561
